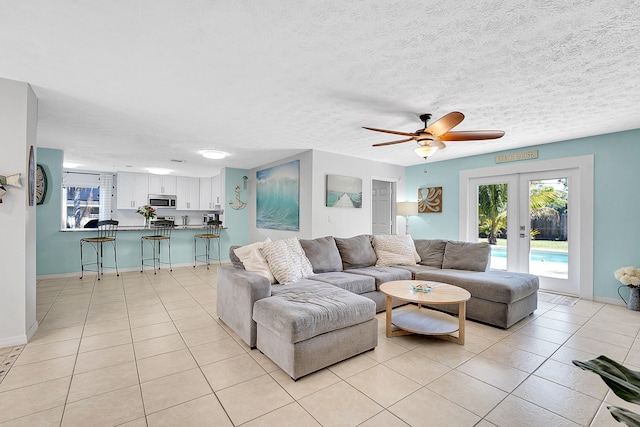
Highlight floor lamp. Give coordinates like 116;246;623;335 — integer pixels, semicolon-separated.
397;201;418;235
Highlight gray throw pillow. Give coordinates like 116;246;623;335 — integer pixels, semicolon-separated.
414;239;447;268
441;241;491;272
334;235;377;269
229;246;245;269
299;236;343;273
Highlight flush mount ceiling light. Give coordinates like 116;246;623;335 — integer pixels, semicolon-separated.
63;162;79;169
202;150;226;160
148;168;172;175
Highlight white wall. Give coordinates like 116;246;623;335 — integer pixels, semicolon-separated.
0;78;38;347
247;149;406;242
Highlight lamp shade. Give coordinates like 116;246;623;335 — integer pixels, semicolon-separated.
397;201;418;216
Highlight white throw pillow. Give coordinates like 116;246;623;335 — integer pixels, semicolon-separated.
260;238;314;284
373;235;420;266
233;238;276;283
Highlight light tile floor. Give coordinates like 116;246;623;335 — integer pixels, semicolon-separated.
1;266;639;426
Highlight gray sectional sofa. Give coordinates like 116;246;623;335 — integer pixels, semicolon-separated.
217;235;539;353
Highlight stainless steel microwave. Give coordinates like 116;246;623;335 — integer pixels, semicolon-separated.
148;194;176;209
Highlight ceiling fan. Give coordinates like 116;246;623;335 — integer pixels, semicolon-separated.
364;112;504;159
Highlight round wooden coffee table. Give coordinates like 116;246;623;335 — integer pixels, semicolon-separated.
380;280;471;345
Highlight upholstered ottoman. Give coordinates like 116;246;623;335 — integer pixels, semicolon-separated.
253;281;377;380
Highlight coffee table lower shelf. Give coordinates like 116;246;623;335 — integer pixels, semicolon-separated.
387;305;464;344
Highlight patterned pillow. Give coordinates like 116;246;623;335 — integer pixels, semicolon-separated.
372;235;420;266
233;238;276;283
260;238;314;284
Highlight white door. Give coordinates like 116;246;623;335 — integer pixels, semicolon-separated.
468;169;580;295
372;180;393;235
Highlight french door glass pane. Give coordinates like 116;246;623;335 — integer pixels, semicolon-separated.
477;183;508;271
528;178;568;279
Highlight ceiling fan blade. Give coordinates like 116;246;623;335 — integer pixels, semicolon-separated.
438;130;505;141
372;138;415;147
363;127;417;137
424;112;465;136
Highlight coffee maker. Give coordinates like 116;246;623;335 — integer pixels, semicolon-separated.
203;209;223;225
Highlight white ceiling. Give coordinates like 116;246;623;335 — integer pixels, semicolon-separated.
2;1;639;177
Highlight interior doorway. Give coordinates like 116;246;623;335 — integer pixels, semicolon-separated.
372;179;395;235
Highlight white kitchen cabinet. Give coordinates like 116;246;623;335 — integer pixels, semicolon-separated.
199;175;222;210
148;175;177;195
176;176;200;210
116;172;149;210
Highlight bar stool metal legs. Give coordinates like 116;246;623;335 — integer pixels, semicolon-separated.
194;220;222;269
80;220;119;280
141;221;173;274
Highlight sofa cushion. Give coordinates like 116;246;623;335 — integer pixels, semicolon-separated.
253;281;375;343
343;266;412;289
414;269;539;304
260;238;314;284
335;235;377;269
233;238;275;283
229;246;245;269
311;271;376;294
372;235;419;267
299;236;343;273
414;239;447;268
441;241;490;272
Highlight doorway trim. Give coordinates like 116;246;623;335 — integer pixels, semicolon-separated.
459;155;594;300
371;177;397;235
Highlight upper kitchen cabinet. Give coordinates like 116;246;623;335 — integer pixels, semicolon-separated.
116;172;149;209
199;175;222;210
148;175;177;195
176;176;200;210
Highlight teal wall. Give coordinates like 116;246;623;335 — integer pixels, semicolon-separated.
405;129;640;301
35;148;250;275
223;167;250;248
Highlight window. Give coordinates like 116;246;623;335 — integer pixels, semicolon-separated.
62;172;114;229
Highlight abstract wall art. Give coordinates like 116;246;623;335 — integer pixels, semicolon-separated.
418;186;442;213
256;160;300;230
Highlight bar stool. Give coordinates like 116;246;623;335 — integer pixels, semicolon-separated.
194;220;222;269
141;220;173;274
80;219;119;280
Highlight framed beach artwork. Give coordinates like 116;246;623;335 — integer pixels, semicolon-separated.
326;174;362;208
256;160;300;230
418;186;442;213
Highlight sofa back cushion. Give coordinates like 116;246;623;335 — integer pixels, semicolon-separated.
372;235;419;266
334;235;377;269
441;241;490;272
414;239;447;268
299;236;343;273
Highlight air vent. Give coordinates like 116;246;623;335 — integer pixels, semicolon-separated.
170;159;186;163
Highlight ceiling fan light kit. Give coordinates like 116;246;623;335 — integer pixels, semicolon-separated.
365;111;505;159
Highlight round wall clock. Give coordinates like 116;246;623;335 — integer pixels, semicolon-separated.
36;164;47;205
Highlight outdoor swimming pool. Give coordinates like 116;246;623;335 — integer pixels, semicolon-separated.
490;246;568;263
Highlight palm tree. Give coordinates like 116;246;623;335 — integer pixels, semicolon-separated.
478;184;508;245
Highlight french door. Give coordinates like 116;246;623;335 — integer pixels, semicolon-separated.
461;157;593;298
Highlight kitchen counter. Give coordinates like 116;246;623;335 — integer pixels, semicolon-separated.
60;225;227;232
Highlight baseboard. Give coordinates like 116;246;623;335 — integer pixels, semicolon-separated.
0;334;27;348
36;260;231;281
593;295;625;307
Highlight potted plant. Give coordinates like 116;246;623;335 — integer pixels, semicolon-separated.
615;267;640;310
137;205;156;228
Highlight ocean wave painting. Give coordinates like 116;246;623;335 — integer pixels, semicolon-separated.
256;160;300;231
326;174;362;208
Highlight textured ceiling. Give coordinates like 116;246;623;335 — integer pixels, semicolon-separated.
1;1;639;176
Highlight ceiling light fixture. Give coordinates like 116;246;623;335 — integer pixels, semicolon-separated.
148;168;172;175
414;145;439;158
202;150;226;160
63;162;79;169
